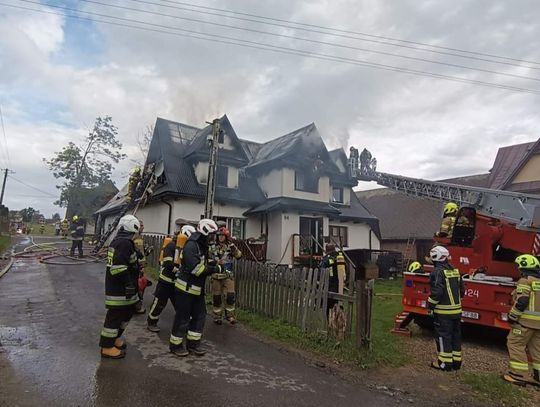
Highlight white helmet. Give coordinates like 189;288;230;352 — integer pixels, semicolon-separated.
181;224;196;237
430;245;450;262
197;218;218;236
118;215;140;233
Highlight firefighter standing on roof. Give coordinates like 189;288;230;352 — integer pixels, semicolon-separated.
99;215;141;359
169;219;219;357
70;215;85;258
147;225;195;333
427;245;464;371
210;226;242;325
436;202;458;238
503;254;540;386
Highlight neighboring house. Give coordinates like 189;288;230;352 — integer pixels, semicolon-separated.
96;115;380;265
357;138;540;266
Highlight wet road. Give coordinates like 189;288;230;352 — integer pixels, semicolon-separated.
0;236;394;407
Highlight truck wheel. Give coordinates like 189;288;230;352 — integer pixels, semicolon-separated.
413;315;433;330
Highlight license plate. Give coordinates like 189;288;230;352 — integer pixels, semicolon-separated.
462;311;479;320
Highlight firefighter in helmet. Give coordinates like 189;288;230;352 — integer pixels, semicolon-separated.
320;244;347;316
69;215;85;258
436;202;458;238
133;220;152;314
127;166;141;205
427;245;464;371
210;226;242;325
503;254;540;386
61;218;69;238
169;219;219;357
99;215;141;359
147;225;195;332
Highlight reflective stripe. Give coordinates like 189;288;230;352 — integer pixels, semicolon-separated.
443;270;460;278
169;335;183;345
110;265;128;275
434;304;462;310
225;306;235;312
101;328;118;338
162;257;173;262
438;355;453;363
148;298;160;320
434;308;461;315
428;297;438;305
452;351;462;361
516;284;531;293
187;330;202;341
509;361;529;371
105;294;139;306
512;328;522;335
175;279;202;296
531;281;540;290
159;274;174;284
192;262;206;277
532;362;540;370
521;311;540;321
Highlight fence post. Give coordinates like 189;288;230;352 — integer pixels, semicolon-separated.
355;279;373;350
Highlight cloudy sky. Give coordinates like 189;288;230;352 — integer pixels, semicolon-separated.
1;0;539;216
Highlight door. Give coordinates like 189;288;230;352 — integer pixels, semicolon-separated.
299;217;324;256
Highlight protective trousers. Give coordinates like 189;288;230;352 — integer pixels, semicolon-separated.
170;290;206;350
212;277;235;320
99;305;135;348
433;315;462;370
507;324;540;381
327;278;339;316
70;240;83;257
147;281;175;324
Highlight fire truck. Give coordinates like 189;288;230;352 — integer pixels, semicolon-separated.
348;147;540;333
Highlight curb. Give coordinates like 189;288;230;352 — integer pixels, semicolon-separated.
0;257;15;279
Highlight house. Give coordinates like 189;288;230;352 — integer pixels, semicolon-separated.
357;137;540;267
96;115;380;265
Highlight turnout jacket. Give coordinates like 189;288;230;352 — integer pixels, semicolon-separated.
209;241;242;279
70;221;84;240
509;273;540;329
428;261;464;318
105;231;140;308
159;239;177;284
320;251;345;292
175;232;217;296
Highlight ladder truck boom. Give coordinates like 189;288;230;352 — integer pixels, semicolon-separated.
349;147;540;231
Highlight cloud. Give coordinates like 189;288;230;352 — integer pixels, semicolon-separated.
1;0;540;216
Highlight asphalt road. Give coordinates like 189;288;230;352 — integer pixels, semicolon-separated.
0;236;397;407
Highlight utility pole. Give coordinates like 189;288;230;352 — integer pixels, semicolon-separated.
204;119;220;219
0;168;10;205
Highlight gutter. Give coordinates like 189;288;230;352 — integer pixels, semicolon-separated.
161;198;173;235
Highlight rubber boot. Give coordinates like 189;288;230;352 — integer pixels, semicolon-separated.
430;361;452;372
226;315;236;325
188;343;207;357
101;347;125;359
147;322;160;333
170;343;189;357
114;338;126;350
502;373;528;387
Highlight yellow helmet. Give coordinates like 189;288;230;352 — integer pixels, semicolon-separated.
443;202;458;215
132;166;141;175
515;254;540;270
72;215;79;222
408;261;422;273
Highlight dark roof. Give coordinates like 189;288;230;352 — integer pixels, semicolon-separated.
95;184;128;215
239;139;262;161
488;141;536;189
147;117;265;206
357;173;490;240
244;197;341;216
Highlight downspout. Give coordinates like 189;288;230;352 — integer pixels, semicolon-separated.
369;228;372;250
161;199;172;235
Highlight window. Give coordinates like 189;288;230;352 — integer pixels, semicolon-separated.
329;225;348;247
217;130;225;144
295;170;318;193
217;165;228;187
214;216;246;239
332;187;343;203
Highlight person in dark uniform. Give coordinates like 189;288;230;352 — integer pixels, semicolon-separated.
69;215;84;258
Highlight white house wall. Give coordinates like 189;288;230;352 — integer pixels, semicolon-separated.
136;203;170;235
282;168;330;203
266;212;282;263
258;169;283;198
329;222;380;250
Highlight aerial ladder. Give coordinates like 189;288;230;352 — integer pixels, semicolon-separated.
348;147;540;333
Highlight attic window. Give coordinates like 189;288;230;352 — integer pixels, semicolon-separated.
218;130;225;144
332;187;343;203
295;170;318;193
217;165;228;187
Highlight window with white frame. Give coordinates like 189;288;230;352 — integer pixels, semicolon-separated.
329;225;348;247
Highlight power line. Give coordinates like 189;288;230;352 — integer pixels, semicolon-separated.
4;2;540;96
74;0;540;82
0;104;10;169
7;174;58;198
155;0;540;67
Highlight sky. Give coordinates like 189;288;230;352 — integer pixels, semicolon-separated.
0;0;539;216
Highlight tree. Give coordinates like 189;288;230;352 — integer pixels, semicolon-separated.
19;207;37;222
44;117;126;216
52;213;61;222
132;124;153;166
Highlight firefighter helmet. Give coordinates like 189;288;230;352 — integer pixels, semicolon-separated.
118;215;140;233
72;215;79;222
197;219;218;236
181;224;196;237
430;246;450;262
218;226;230;237
131;166;141;175
408;261;422;273
515;254;540;270
443;202;458;215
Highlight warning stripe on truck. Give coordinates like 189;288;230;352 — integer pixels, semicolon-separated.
533;234;540;256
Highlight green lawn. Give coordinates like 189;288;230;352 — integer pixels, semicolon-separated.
27;223;57;236
460;372;528;407
0;235;12;254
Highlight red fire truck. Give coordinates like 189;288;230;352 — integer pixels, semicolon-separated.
348;148;540;333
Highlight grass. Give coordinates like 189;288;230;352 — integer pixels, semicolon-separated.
460;372;529;407
236;277;408;369
27;223;57;236
0;235;12;254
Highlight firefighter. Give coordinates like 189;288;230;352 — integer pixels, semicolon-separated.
427;245;464;371
127;166;141;205
436;202;458;238
210;227;242;325
408;261;424;273
61;218;69;238
99;215;141;359
39;223;45;234
169;219;219;357
133;221;152;314
320;244;345;316
147;225;195;332
70;216;85;258
503;254;540;386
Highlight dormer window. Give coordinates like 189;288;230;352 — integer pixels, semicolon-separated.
332;187;343;203
218;130;225;144
217;165;228;187
295;170;318;193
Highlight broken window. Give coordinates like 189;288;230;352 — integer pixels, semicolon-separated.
332;187;343;203
295;170;318;193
